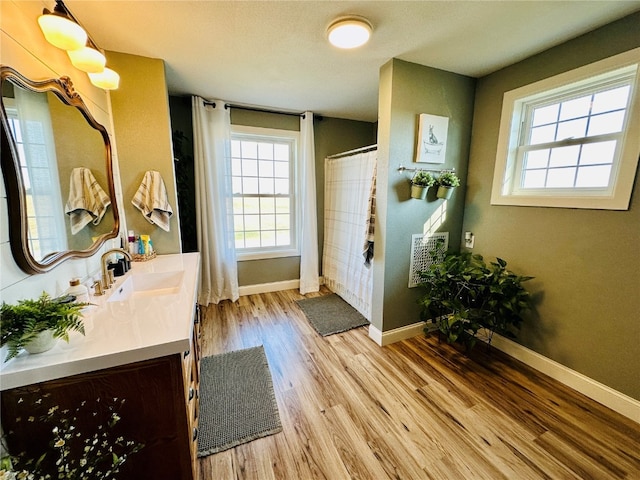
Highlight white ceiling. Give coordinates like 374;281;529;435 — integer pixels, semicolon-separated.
66;1;640;122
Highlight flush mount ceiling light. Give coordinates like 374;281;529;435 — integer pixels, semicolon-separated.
327;16;372;49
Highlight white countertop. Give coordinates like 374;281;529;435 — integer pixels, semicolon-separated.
0;253;201;391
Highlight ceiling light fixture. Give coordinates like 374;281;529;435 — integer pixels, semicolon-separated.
327;16;372;49
37;0;119;90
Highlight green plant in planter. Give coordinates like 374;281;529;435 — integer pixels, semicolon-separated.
410;171;435;199
435;171;460;199
411;171;435;187
435;171;460;187
418;251;533;350
1;292;86;362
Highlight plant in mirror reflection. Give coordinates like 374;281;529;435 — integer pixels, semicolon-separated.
1;395;143;480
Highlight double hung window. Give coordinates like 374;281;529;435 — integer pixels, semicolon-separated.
230;126;299;260
491;48;640;210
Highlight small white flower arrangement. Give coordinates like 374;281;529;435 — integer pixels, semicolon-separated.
1;396;143;480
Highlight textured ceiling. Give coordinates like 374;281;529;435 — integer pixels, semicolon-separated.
65;0;640;122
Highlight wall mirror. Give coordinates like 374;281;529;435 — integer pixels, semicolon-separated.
1;65;119;274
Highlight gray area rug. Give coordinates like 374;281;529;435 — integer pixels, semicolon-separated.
197;345;282;457
296;293;369;336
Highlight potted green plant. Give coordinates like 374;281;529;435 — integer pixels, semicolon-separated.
418;251;533;351
1;292;87;362
410;171;435;199
435;171;460;199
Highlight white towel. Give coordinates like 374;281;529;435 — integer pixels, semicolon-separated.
131;170;173;232
64;167;111;235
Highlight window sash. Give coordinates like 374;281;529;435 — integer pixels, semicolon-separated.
231;127;299;260
490;48;640;210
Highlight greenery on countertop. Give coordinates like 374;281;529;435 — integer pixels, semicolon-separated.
0;292;87;362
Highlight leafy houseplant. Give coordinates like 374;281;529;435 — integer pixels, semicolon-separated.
410;171;435;199
418;251;533;350
435;171;460;199
1;292;86;362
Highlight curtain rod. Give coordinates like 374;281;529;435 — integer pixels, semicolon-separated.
397;165;456;174
326;144;378;159
202;100;305;118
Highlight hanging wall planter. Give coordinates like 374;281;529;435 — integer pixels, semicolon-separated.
410;171;435;200
435;171;460;200
436;185;455;199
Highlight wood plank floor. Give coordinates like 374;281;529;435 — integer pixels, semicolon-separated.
197;288;640;479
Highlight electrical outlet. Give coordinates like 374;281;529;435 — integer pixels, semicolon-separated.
464;232;475;248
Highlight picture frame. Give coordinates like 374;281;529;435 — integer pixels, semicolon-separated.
415;113;449;164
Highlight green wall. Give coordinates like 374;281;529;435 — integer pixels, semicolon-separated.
108;52;181;255
373;59;476;332
463;12;640;399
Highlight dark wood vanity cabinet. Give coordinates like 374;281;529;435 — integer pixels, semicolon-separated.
0;306;201;480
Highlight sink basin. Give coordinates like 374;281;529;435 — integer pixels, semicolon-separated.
107;271;184;302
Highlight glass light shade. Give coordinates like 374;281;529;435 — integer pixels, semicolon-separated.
38;12;87;50
68;46;106;73
327;17;372;49
89;68;120;90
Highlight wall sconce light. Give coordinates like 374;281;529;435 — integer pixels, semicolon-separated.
38;0;119;90
88;68;120;90
37;2;87;50
67;44;106;73
327;16;372;49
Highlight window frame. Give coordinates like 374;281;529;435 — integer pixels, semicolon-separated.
491;48;640;210
230;125;301;261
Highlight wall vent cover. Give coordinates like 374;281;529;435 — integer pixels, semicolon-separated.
408;232;449;288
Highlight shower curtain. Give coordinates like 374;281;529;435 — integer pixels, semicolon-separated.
323;147;376;321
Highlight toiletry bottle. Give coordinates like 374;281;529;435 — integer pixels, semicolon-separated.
67;278;89;303
140;234;150;255
128;230;136;255
137;235;144;255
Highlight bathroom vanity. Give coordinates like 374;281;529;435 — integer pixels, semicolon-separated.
0;253;201;479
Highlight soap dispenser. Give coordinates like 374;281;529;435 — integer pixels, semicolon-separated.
67;278;89;303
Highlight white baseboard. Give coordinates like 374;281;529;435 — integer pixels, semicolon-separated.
368;322;639;424
239;279;300;296
489;334;640;424
238;277;325;297
368;321;428;346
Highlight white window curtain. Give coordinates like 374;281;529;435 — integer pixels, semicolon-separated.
12;87;67;258
299;111;319;294
191;96;239;305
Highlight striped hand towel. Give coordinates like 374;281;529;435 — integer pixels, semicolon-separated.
64;167;111;235
131;170;173;232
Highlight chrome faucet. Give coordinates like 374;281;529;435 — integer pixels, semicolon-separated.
101;248;132;289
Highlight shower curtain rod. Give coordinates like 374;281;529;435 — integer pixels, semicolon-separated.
202;100;306;118
326;144;378;159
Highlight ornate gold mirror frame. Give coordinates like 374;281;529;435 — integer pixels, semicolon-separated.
1;65;119;274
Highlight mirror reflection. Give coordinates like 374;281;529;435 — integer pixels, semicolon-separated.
1;66;118;273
